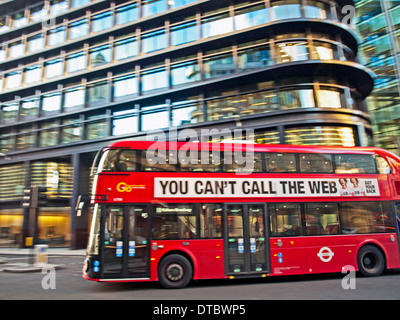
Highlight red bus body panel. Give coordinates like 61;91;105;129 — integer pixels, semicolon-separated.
149;240;225;281
84;142;400;284
269;234;400;276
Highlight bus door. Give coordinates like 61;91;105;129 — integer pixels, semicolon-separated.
224;204;269;275
102;205;150;279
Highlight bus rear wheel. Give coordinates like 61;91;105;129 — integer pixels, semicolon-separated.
158;254;193;289
357;245;385;277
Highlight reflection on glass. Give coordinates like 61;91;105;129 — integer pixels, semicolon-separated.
202;14;234;38
285;126;355;146
234;4;268;30
112;109;138;136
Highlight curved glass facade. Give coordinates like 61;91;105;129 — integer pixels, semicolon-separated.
0;0;375;248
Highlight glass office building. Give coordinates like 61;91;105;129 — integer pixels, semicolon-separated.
0;0;375;248
355;0;400;154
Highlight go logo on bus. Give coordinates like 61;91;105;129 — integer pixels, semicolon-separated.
116;182;135;192
317;246;334;262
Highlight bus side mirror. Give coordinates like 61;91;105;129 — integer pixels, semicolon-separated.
75;195;88;216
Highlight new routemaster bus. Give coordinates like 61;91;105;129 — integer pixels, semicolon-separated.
83;140;400;288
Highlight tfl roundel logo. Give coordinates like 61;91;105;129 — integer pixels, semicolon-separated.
317;246;334;262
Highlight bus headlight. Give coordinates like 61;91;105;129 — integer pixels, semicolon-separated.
83;259;90;273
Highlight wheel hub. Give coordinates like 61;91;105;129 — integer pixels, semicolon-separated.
166;263;184;281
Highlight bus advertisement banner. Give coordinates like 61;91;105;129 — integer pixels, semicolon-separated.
154;177;380;198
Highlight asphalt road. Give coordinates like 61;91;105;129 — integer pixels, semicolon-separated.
1;254;400;302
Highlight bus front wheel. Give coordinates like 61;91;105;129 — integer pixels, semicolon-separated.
158;254;193;289
357;245;385;277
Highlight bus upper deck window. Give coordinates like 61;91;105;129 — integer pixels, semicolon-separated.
266;153;297;172
101;149;137;172
334;154;377;174
299;153;333;173
375;155;391;174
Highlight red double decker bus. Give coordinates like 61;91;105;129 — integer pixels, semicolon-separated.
83;140;400;288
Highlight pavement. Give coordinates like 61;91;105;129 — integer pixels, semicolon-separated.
0;247;85;273
0;247;86;256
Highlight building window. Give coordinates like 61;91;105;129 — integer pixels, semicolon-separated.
0;48;6;62
1;102;19;123
305;1;329;19
203;53;235;79
171;101;203;126
202;13;234;38
234;4;269;30
316;87;345;108
31;4;48;23
39;122;59;147
0;18;10;33
66;52;87;73
92;11;113;33
253;130;281;144
240;90;279;115
13;12;28;28
169;0;196;8
90;45;112;67
142;0;168;18
142;29;167;53
237;45;272;71
170;21;198;46
0;164;25;201
113;74;138;98
0;130;14;153
9;42;24;58
69;19;89;40
206;95;240;121
27;34;45;52
116;3;139;25
20;98;39;120
115;37;138;60
72;0;90;8
16;126;35;150
112;109;138;135
61;117;82;143
48;26;66;46
141;104;169;131
171;60;200;86
42;92;62;114
312;41;335;60
285;126;356;146
270;0;302;20
88;81;108;103
5;71;22;89
45;58;63;79
87;114;108;140
51;0;69;15
64;87;85;109
276;41;309;63
279;88;315;109
141;67;168;92
25;65;42;84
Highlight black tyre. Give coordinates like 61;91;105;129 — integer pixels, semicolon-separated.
158;254;193;289
357;245;385;277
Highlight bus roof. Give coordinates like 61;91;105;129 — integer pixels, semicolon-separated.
106;140;398;158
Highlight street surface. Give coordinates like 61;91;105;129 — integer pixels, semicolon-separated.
1;254;400;301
